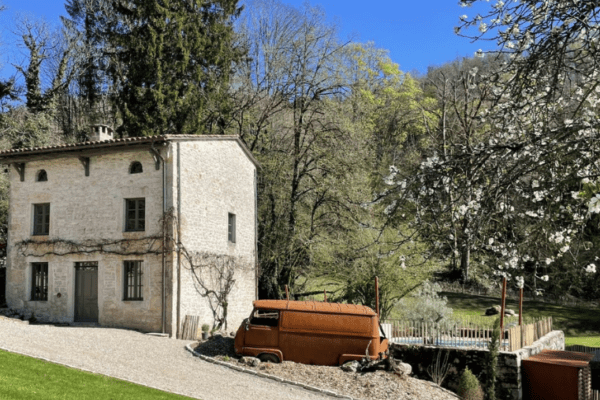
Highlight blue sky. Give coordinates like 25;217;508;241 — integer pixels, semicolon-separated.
0;0;495;78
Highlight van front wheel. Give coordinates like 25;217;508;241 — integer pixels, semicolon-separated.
258;353;280;363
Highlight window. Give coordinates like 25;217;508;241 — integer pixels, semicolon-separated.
33;203;50;235
129;161;143;174
123;261;143;300
36;170;47;182
125;199;145;231
31;262;48;301
228;213;236;243
249;309;279;327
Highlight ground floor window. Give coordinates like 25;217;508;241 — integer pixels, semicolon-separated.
31;262;48;301
123;261;143;300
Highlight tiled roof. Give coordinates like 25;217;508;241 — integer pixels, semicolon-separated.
0;135;259;167
0;135;168;157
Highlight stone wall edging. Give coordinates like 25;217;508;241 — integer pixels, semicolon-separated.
184;344;355;400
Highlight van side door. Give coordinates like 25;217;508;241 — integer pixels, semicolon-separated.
244;308;279;348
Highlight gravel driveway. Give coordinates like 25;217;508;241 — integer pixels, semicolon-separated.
0;320;335;400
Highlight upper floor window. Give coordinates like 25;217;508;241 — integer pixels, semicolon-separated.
33;203;50;236
31;262;48;301
228;213;236;243
36;170;47;182
125;198;145;231
129;162;143;174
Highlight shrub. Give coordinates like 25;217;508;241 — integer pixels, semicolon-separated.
201;323;210;333
395;281;453;323
485;318;501;400
458;367;484;400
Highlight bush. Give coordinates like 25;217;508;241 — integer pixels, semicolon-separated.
458;367;484;400
395;281;453;323
485;318;501;400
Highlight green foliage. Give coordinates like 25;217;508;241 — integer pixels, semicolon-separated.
394;281;453;323
485;318;500;400
201;324;210;333
458;367;484;400
105;0;244;136
0;350;189;399
313;223;438;320
0;106;61;150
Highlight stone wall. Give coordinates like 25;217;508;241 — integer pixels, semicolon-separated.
391;330;565;400
6;148;164;332
5;137;257;336
170;139;256;335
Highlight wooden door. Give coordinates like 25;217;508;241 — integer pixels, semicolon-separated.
0;267;5;306
75;262;98;322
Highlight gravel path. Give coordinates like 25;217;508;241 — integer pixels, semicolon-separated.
0;320;335;400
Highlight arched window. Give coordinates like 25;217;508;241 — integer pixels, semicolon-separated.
37;170;48;182
129;162;143;174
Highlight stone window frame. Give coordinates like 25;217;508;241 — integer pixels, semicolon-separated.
124;198;145;232
228;212;236;243
36;169;48;182
31;262;48;301
32;203;50;236
129;161;143;174
123;260;143;301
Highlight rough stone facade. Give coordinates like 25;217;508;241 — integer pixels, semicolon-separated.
391;330;565;400
170;140;257;335
3;136;257;336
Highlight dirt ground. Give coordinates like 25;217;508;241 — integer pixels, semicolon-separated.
194;335;459;400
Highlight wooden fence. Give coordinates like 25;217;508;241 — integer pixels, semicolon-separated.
382;319;506;350
506;317;553;351
382;316;553;352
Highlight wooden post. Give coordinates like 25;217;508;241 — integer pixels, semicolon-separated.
500;277;507;335
519;287;523;326
323;290;327;302
375;276;380;320
285;285;289;301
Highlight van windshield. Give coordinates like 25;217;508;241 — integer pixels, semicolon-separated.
250;309;279;327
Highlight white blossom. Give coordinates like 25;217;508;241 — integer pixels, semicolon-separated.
588;194;600;213
515;276;524;288
585;264;597;273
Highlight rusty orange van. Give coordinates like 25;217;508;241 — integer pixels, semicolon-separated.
234;300;389;366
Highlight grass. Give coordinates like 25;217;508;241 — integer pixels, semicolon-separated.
0;350;193;400
441;291;600;347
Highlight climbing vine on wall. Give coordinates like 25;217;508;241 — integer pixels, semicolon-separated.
180;249;251;331
14;209;252;331
16;236;163;257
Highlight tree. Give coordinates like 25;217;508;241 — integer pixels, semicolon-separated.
406;57;503;284
63;0;115;107
103;0;244;136
0;2;17;108
13;16;81;113
385;0;600;293
232;0;355;299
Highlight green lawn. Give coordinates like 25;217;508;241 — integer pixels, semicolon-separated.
442;291;600;347
0;350;193;400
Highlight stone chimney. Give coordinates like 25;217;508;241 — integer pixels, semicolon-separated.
89;124;114;141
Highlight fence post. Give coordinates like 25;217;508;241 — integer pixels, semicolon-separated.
500;277;507;333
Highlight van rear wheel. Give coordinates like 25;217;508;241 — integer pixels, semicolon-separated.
258;353;280;363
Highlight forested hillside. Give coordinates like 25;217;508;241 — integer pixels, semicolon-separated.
1;0;599;316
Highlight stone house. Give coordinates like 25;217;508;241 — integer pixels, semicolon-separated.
0;126;258;336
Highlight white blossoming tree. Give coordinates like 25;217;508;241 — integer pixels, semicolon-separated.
384;0;600;296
